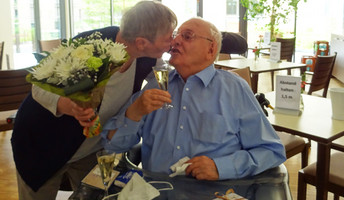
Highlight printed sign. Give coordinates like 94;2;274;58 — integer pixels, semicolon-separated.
275;75;301;111
270;42;281;62
264;32;271;45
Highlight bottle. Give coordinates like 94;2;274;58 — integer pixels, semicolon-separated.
300;73;306;111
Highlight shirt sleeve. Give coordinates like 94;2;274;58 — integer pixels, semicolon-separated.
101;89;146;153
213;87;286;180
31;85;61;116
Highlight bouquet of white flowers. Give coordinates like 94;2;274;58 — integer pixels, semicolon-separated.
27;32;129;138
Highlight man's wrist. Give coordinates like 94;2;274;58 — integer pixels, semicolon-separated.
125;106;142;122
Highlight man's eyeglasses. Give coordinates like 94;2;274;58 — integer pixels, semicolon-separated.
173;31;213;42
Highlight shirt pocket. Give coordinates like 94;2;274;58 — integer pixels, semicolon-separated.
191;112;226;144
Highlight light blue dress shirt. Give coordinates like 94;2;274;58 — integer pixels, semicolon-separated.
102;64;286;180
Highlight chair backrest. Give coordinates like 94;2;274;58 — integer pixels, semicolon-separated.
308;53;337;97
218;53;231;61
0;41;4;70
39;39;61;52
0;68;32;112
231;67;252;88
276;37;295;62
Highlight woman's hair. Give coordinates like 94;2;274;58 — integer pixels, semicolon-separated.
120;1;177;43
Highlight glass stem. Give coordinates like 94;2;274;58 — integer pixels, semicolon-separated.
104;187;109;197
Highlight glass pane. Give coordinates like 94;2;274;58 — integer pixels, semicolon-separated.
296;0;344;53
226;0;237;15
71;0;111;35
245;0;344;60
11;0;36;53
162;0;196;28
112;0;141;26
39;0;61;40
203;0;239;32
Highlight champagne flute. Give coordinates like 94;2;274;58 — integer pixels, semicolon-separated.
96;150;117;197
152;64;173;109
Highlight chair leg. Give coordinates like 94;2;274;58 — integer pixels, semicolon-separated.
301;143;310;168
297;171;307;200
271;71;274;91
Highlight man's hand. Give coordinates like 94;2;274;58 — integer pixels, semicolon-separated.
125;89;172;121
57;97;95;127
185;155;219;180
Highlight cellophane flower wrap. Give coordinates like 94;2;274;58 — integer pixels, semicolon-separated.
26;32;129;138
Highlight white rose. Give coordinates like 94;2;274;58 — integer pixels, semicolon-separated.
71;45;94;60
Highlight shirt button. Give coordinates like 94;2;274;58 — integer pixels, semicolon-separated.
177;146;181;150
185;88;190;91
124;124;128;128
180;125;184;130
182;106;187;110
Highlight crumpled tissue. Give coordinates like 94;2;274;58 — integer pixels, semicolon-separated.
169;156;191;177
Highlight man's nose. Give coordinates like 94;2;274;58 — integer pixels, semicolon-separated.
171;36;180;47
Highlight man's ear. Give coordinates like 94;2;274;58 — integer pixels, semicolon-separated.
135;37;149;51
207;42;217;60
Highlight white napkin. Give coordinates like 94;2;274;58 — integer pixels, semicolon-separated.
169;156;191;177
118;172;160;200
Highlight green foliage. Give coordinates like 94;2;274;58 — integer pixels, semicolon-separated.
81;0;140;27
240;0;307;40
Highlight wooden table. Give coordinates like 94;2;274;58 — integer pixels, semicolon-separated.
215;58;306;93
332;136;344;152
265;92;344;200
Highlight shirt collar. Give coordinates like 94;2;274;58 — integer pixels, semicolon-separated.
170;64;216;87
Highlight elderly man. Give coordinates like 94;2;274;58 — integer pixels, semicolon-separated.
102;18;286;181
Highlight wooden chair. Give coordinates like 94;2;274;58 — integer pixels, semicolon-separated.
276;37;296;62
298;151;344;200
306;53;337;98
218;53;231;61
231;67;252;88
0;41;4;70
276;131;310;168
39;39;61;52
0;68;32;132
271;37;296;90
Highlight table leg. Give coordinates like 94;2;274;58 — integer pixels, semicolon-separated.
316;142;331;200
251;73;258;93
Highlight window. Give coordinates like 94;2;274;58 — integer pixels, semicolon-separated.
203;0;239;32
11;0;36;53
11;0;62;53
71;0;112;36
226;0;237;15
161;0;196;27
39;0;61;40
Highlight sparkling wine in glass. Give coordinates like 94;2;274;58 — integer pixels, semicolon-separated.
96;150;116;197
152;65;173;109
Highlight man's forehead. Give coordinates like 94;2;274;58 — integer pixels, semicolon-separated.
179;20;209;33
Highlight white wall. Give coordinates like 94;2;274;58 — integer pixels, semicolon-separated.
0;0;14;69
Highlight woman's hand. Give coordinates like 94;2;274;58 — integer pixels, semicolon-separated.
57;97;95;127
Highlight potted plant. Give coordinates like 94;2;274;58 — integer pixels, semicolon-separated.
240;0;306;41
